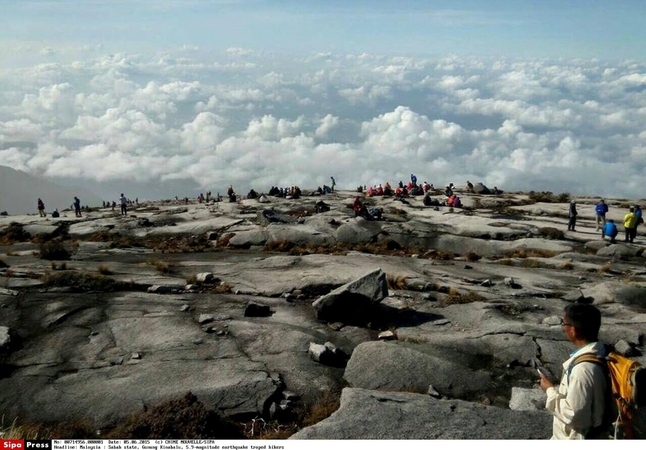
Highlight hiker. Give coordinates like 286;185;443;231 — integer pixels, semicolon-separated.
539;303;607;439
227;185;236;203
423;190;433;207
568;200;577;231
602;219;618;243
37;198;46;217
51;208;60;218
410;173;417;187
353;197;363;218
120;193;127;215
635;205;643;234
73;196;82;217
330;177;336;192
595;199;608;231
623;207;638;243
111;201;116;211
466;180;474;193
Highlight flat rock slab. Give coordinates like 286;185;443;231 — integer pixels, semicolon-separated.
290;388;552;439
0;359;278;427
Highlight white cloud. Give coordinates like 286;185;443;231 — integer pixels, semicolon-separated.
1;51;646;199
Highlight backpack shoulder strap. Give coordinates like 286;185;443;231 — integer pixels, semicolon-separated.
567;354;606;379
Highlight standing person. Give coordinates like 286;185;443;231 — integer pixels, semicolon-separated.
634;205;643;235
330;177;336;192
623;207;638;243
568;200;577;231
539;303;607;439
594;199;608;231
73;196;82;217
410;173;417;187
119;193;128;215
37;198;46;217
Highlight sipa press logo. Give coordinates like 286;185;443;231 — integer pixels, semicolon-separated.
2;441;24;450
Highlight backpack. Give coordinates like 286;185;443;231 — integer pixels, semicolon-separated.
571;350;646;439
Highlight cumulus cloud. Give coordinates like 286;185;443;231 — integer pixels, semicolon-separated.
0;50;645;199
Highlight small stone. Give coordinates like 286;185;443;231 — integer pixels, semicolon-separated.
432;319;451;326
378;330;397;340
481;279;493;287
244;301;272;317
283;293;293;302
180;304;190;312
283;390;300;401
131;353;141;360
411;254;419;258
292;290;303;297
234;290;240;295
90;331;99;336
614;339;635;357
464;264;473;269
327;322;344;331
427;385;441;398
198;314;214;324
193;338;204;345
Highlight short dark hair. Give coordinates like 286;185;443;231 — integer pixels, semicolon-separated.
564;303;601;342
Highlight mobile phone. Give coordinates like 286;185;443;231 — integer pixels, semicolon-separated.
537;367;551;378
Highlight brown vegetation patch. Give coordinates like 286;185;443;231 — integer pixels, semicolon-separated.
0;223;31;244
97;264;113;275
537;227;566;240
42;271;135;292
442;290;487;306
106;392;244;439
528;191;571;203
216;233;235;247
387;273;408;290
502;248;558;259
466;252;481;262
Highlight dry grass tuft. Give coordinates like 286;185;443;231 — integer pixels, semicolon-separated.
97;264;112;275
145;259;175;274
560;260;574;270
598;262;612;274
387;273;409;290
465;252;481;262
443;290;486;306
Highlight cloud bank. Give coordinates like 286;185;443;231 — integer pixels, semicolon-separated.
1;48;645;199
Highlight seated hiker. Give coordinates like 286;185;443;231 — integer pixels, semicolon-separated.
369;207;383;220
453;196;462;208
366;186;375;197
422;181;430;192
447;194;456;207
51;209;60;218
323;185;331;194
602;219;618;243
247;189;258;199
376;184;384;196
383;182;393;196
423;191;433;206
466;180;474;193
315;200;330;213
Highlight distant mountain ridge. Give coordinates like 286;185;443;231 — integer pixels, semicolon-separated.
0;165;103;215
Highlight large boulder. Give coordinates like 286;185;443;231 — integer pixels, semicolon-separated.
473;183;491;195
312;269;388;323
344;341;493;400
596;244;643;259
582;281;646;308
0;326;10;351
290;388;552;439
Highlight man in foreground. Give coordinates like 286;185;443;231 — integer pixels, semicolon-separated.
539;303;607;439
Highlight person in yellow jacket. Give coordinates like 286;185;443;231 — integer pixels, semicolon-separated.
623;207;638;243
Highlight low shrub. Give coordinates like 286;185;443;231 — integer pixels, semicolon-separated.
106;392;244;439
466;252;481;262
537;227;565;240
387;273;408;290
528;191;571;203
0;223;31;244
443;290;486;305
42;271;126;292
39;239;74;260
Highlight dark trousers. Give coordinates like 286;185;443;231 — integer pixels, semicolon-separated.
121;204;127;215
568;216;576;231
625;227;636;243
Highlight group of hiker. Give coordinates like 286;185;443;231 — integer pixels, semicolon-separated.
569;198;643;243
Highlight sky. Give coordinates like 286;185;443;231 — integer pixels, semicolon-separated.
1;0;646;200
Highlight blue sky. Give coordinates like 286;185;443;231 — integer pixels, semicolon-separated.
1;1;646;201
2;0;645;60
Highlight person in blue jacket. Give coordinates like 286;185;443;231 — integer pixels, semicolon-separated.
602;219;618;243
594;199;608;231
635;205;643;235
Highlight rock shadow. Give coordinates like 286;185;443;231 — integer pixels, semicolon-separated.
371;304;443;329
